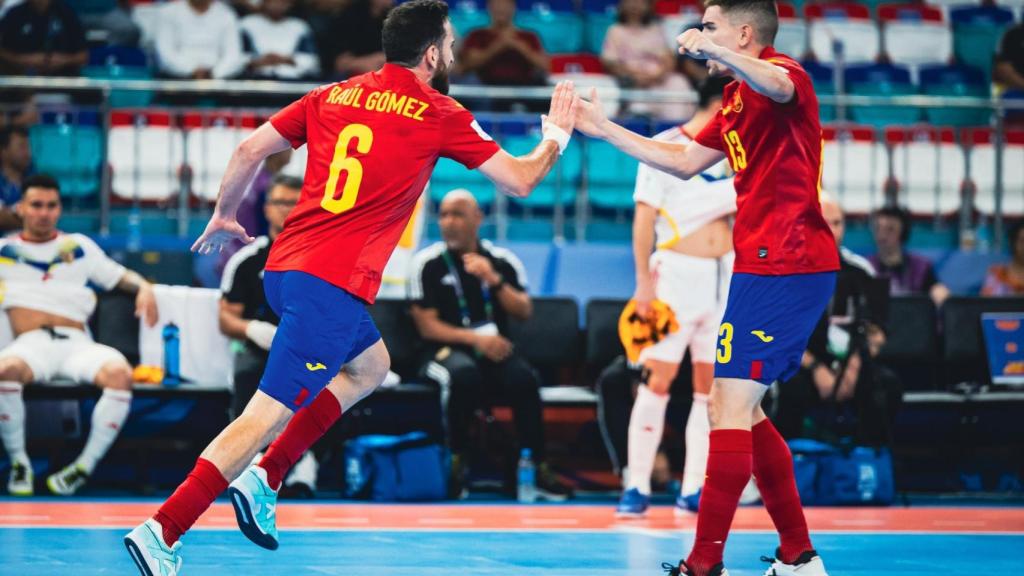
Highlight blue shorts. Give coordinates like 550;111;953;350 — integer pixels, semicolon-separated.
714;272;836;385
259;270;381;410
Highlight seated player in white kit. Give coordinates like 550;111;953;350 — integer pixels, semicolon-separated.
616;77;754;516
0;175;159;496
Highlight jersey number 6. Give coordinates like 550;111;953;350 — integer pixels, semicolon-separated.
322;123;374;214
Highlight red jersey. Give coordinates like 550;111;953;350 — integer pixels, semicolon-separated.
695;47;839;276
264;64;500;303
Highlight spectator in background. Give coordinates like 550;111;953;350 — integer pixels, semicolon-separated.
155;0;245;80
317;0;391;80
457;0;549;104
409;190;572;501
0;0;87;76
995;22;1024;92
241;0;320;80
869;206;950;306
772;195;902;447
982;221;1024;296
601;0;695;120
0;126;32;231
218;175;319;497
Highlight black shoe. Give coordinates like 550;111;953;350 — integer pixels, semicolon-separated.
448;453;468;500
535;462;572;501
662;559;728;576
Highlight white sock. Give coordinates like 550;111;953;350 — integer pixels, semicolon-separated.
75;388;132;474
626;385;669;495
681;393;710;496
0;381;29;465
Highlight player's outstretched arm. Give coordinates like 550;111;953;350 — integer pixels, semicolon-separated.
677;29;794;104
192;122;292;254
574;88;724;180
476;80;579;198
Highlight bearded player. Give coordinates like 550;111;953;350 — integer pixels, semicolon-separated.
574;1;837;574
123;2;579;573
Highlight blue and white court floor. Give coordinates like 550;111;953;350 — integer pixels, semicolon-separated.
1;499;1021;574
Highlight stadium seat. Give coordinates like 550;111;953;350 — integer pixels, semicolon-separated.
109;207;178;236
886;127;965;217
585;139;640;211
583;12;616;53
584;298;628;376
966;128;1024;217
950;5;1015;81
550;53;604;74
367;300;420;378
108;111;184;202
75;0;117;14
846;64;920;127
502;241;554;295
509;297;580;379
878;3;953;83
878;296;937;364
652;0;703;16
822;124;888;215
942;296;1024;385
919;65;991;127
183;112;258;202
548;72;621;117
776;2;809;59
83;65;155;108
429;158;495;207
28;113;103;199
516;11;584;53
660;12;702;48
806;2;880;65
502;132;582;209
938;250;1010;295
552;243;635;303
88;46;148;68
804;61;836;122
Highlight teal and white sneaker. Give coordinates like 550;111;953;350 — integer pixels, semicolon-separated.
124;518;182;576
228;465;280;550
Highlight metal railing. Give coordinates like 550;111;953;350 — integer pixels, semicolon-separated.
1;75;1019;248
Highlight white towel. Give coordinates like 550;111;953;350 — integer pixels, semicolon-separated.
139;285;232;387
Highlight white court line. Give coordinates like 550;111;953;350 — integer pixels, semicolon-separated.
831;519;887;527
0;515;49;521
101;516;145;522
313;517;370;524
417;518;474;525
932;520;988;527
521;518;579;526
613;525;680;540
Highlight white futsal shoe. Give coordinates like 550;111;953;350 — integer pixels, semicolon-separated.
124;518;183;576
762;549;829;576
7;460;33;496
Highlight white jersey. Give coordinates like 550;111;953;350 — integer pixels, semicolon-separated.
633;126;737;249
0;232;126;323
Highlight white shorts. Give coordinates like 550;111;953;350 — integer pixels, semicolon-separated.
639;250;733;365
0;326;128;384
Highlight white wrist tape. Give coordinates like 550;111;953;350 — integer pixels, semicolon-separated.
541;121;571;155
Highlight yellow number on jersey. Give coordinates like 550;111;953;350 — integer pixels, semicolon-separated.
322;123;374;215
717;322;734;364
724;130;748;172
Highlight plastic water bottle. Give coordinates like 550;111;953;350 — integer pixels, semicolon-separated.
517;448;536;503
162;322;181;388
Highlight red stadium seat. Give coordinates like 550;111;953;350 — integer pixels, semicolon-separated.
806;3;880;64
965;128;1024;217
182;112;259;202
550;54;605;74
885;126;965;216
878;3;952;81
108;110;183;202
822;123;888;215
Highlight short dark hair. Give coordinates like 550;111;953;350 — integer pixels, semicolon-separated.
270;174;303;191
704;0;779;46
0;126;28;150
382;0;449;68
1009;220;1024;257
698;76;732;109
872;205;912;244
22;174;61;195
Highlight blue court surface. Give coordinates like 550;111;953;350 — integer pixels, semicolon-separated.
1;499;1022;575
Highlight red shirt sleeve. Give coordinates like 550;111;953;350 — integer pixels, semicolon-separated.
439;106;500;169
766;57;814;107
694;111;725;151
269;91;313;149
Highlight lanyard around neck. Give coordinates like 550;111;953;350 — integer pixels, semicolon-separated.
442;250;493;328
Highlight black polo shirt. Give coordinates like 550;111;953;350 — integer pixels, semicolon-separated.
0;0;85;55
221;236;280;354
408;241;528;342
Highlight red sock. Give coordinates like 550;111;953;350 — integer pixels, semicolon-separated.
752;419;813;564
153;458;228;545
259;390;341;490
686;429;753;575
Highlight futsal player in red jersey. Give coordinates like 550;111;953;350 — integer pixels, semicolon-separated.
124;2;579;573
574;1;837;575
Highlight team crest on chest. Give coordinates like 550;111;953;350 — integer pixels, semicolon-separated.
722;91;743;116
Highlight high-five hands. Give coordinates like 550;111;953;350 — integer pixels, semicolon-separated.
541;80;580;154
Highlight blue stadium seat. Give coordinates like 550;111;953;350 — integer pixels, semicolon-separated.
804;61;836;122
939;249;1008;296
919;65;990;127
28;115;103;199
74;0;117;14
88;46;148;68
430;158;495;207
586;138;640;211
503;133;581;209
950;5;1015;81
583;12;616;53
552;243;635;303
83;65;155;107
502;241;555;295
110;209;178;236
516;0;574;12
581;0;619;14
516;11;584;53
449;5;489;37
846;64;920;128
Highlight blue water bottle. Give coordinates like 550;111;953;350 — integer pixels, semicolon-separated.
162;322;181;388
517;448;536;503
